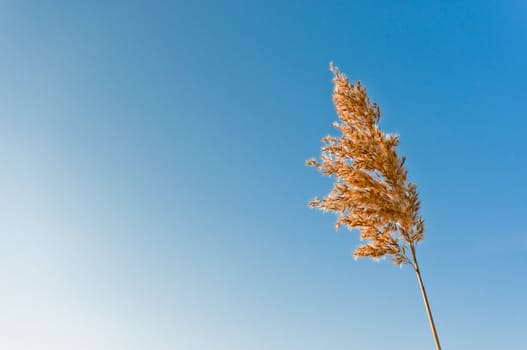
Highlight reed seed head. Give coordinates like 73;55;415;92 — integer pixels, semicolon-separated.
308;64;425;267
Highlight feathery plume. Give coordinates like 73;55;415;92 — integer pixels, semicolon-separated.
307;63;441;350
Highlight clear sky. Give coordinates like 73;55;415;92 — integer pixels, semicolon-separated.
1;1;526;349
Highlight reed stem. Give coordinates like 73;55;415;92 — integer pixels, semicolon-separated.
411;245;441;350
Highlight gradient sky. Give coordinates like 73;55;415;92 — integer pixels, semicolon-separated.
1;1;526;349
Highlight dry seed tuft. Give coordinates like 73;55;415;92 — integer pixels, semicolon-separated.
308;64;425;268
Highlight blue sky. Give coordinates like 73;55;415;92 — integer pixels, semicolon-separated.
1;1;526;349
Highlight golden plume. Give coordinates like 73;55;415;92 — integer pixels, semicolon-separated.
307;63;441;350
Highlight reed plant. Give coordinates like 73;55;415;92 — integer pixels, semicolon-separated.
307;64;441;350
